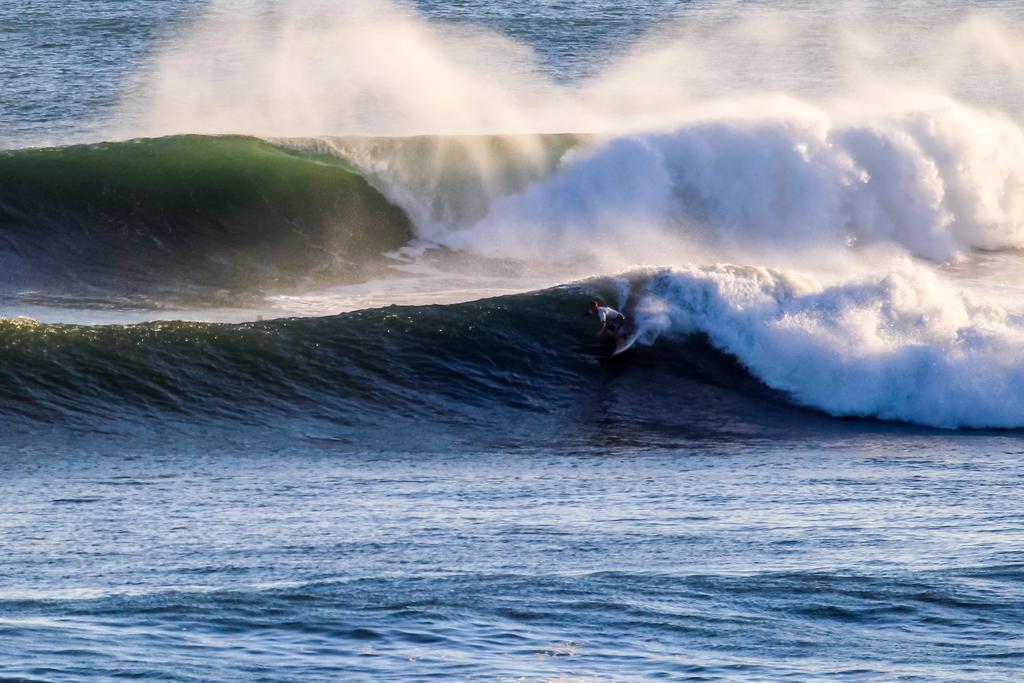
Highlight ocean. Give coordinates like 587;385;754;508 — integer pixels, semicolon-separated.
3;1;1024;680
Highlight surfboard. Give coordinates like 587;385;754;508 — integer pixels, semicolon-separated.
611;328;640;356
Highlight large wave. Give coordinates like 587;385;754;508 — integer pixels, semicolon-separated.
0;281;801;440
3;268;1022;432
7;100;1021;300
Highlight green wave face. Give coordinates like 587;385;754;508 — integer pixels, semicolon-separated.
0;135;414;295
0;279;795;442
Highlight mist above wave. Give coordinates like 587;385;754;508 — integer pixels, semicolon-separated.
115;0;1024;138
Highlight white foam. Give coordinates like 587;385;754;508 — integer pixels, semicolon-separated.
629;263;1024;429
440;99;1024;265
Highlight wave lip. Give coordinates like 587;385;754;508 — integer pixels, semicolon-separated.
0;135;414;296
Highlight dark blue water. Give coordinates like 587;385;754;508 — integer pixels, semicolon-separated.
4;1;1024;681
4;434;1024;681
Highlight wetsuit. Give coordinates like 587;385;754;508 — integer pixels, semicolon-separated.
596;306;626;335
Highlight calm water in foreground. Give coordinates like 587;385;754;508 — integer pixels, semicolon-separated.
3;431;1024;681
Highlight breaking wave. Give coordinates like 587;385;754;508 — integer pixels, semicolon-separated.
441;98;1024;266
3;266;1023;432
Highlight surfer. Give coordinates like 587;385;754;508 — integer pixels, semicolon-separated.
589;299;628;345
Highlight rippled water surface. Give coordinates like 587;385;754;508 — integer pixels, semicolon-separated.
2;434;1023;681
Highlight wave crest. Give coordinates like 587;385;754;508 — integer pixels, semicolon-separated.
442;99;1024;264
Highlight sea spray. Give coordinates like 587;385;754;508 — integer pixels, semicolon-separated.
116;1;1024;139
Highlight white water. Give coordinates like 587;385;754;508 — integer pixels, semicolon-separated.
625;263;1024;428
441;99;1024;265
